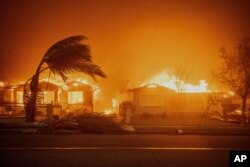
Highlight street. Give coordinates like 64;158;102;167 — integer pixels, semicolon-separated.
0;134;250;167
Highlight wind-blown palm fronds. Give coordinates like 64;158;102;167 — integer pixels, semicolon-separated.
42;35;106;81
24;35;106;122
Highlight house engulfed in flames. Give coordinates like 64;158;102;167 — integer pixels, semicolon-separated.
126;83;223;117
0;80;93;117
121;71;228;118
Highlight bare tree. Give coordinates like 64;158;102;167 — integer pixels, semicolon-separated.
174;63;193;92
173;64;193;118
214;37;250;125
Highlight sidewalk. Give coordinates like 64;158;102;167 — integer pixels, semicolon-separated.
131;117;250;135
134;125;250;136
1;116;250;135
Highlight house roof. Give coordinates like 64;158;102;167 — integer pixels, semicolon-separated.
15;81;61;91
128;83;222;95
66;81;92;91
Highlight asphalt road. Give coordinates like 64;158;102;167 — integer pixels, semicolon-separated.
0;134;250;167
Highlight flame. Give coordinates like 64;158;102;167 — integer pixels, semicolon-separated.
38;77;101;100
103;99;118;115
141;71;209;92
15;77;102;104
75;78;101;100
112;98;118;108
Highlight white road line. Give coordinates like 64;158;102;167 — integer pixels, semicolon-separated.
0;147;249;151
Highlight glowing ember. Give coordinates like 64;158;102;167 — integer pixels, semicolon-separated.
141;71;210;92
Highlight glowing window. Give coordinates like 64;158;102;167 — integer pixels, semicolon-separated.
68;91;83;104
16;91;23;104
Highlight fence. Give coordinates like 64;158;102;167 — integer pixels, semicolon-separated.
0;103;63;117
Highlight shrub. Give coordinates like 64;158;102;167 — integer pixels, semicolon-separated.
75;113;125;134
39;112;126;134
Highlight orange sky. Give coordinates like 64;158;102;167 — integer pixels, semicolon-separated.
0;0;250;97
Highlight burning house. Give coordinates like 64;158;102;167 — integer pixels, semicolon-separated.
127;83;223;117
0;80;93;117
127;84;175;115
64;81;93;113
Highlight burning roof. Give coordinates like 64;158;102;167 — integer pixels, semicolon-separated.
140;70;210;93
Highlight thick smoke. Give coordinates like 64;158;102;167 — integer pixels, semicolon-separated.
1;0;250;111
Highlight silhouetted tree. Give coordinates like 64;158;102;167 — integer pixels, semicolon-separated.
24;35;106;122
173;64;193;118
215;37;250;125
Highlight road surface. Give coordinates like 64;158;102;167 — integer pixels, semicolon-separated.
0;134;249;167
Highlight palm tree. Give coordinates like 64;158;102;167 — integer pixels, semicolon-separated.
24;35;106;122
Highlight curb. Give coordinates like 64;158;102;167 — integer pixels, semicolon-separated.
0;128;38;134
134;126;250;136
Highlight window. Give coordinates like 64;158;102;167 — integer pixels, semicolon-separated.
68;91;84;104
16;92;23;104
140;94;163;106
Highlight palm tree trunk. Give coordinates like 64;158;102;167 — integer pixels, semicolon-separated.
25;60;44;122
25;74;39;122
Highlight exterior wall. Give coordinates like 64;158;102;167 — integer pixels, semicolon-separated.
129;86;211;115
130;85;175;115
182;93;208;113
64;82;93;113
0;88;15;103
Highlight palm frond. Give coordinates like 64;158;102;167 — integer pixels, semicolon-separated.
42;35;106;81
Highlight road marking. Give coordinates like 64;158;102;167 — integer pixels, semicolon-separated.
0;147;249;151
